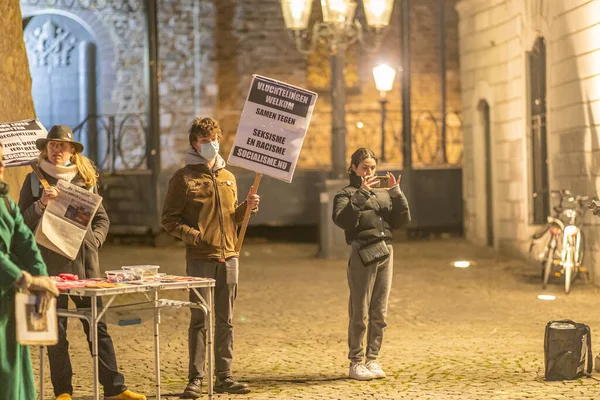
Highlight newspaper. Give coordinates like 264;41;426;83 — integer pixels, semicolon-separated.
35;179;102;260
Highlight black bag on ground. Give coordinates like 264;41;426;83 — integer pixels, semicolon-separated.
544;319;592;380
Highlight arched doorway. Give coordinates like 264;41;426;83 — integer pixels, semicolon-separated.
23;13;98;158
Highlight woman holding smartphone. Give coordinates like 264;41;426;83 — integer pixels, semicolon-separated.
332;148;411;381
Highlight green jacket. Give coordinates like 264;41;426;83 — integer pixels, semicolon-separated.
0;194;48;400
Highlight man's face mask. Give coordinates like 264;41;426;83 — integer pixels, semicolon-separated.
198;140;219;160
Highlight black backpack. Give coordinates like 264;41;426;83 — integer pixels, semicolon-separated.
544;320;593;380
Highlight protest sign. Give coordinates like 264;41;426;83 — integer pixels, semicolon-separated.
228;75;318;183
227;75;318;251
35;179;102;260
0;119;48;166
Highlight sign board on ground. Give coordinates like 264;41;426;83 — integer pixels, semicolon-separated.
227;75;318;183
0;119;48;167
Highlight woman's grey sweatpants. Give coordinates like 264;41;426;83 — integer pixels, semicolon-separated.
347;242;394;363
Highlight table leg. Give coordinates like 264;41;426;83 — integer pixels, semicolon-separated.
39;346;44;399
91;295;99;400
154;289;161;399
207;286;214;400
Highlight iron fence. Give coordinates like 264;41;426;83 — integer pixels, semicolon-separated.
72;113;147;172
72;108;463;173
309;108;463;167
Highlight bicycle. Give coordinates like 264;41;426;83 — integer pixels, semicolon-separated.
529;190;589;294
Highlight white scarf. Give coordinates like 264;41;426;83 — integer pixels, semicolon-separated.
39;159;79;183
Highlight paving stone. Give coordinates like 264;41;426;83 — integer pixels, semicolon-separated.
32;238;600;399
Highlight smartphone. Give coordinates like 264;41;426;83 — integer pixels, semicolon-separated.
374;176;388;188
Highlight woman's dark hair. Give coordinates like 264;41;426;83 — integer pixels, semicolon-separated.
348;148;378;175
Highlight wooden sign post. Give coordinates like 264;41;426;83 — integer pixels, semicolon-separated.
235;173;262;252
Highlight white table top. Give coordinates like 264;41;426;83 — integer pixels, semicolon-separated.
59;277;215;297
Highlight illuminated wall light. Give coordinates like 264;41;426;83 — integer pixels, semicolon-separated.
453;260;470;268
537;294;556;301
356;121;364;128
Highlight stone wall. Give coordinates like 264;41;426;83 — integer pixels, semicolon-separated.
0;0;36;202
457;0;600;281
20;0;209;172
207;0;462;170
18;0;461;172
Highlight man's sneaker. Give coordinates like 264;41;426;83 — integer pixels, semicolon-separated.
366;360;386;379
214;376;251;394
180;378;202;399
349;362;375;380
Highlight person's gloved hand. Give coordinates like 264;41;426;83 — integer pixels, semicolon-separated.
15;271;59;316
16;270;59;295
33;290;57;316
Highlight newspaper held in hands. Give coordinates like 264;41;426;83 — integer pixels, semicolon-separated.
35;179;103;260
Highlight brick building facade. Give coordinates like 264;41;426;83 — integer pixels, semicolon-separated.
14;0;462;229
19;0;461;173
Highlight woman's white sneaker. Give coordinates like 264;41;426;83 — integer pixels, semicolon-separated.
366;360;386;378
349;362;375;380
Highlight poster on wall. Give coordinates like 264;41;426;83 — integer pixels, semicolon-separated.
0;119;48;167
227;75;318;183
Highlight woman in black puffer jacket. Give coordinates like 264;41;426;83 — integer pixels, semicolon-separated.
332;148;410;382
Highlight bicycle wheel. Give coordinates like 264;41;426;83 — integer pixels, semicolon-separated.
575;230;585;267
565;248;576;294
565;262;572;294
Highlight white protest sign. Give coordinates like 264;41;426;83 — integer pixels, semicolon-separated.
0;119;48;167
227;75;318;183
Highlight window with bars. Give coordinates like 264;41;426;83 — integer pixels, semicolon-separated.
529;37;550;224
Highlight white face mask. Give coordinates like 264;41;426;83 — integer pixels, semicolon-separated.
198;141;219;160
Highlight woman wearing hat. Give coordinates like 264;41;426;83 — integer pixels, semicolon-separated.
18;125;146;400
0;141;59;399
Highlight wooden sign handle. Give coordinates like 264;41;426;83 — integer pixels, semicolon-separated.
30;163;50;189
235;173;262;253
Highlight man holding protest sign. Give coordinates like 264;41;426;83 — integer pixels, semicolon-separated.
162;117;259;397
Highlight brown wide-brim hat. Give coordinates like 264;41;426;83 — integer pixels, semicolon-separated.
36;125;84;153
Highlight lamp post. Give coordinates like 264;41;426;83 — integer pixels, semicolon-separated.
280;0;395;179
372;63;397;162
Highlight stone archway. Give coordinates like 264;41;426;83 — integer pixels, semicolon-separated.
23;13;97;157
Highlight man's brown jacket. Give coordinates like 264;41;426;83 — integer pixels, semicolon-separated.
161;155;250;260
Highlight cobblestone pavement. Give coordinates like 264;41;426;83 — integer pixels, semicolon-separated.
34;238;600;399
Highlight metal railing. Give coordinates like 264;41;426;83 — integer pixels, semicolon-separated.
72;113;148;172
308;108;463;168
72;108;463;173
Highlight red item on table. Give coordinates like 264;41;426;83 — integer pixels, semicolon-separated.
58;273;79;281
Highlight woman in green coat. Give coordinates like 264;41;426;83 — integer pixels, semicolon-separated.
0;143;59;399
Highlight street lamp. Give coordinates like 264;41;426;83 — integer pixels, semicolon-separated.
372;63;397;162
280;0;395;179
